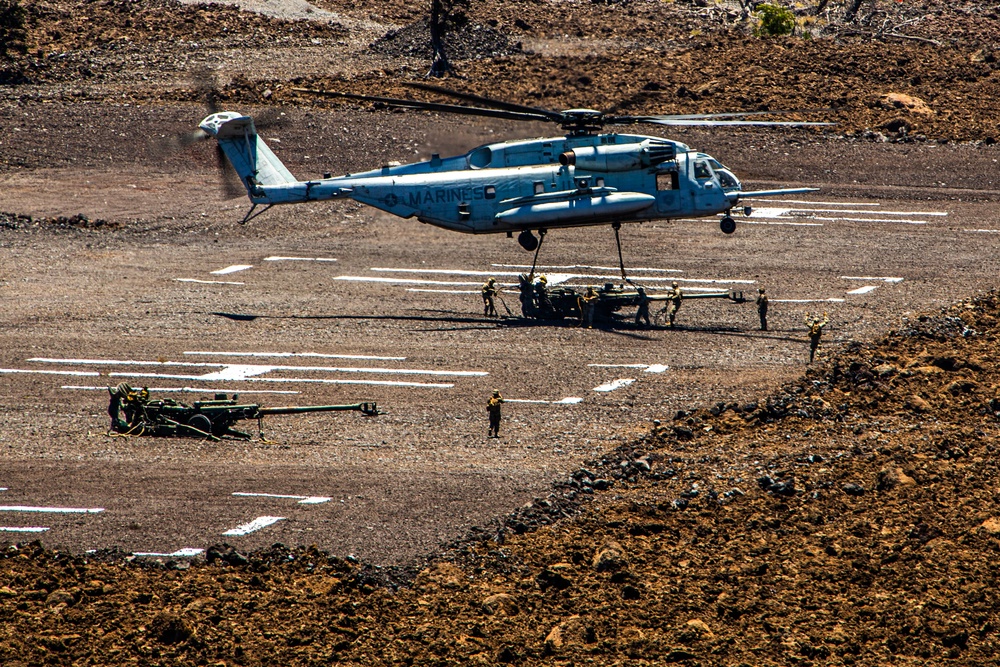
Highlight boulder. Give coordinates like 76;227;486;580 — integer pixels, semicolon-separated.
544;615;593;652
592;541;627;572
481;593;519;616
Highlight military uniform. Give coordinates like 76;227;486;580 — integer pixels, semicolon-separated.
805;312;829;363
487;390;504;438
534;275;553;316
756;287;769;331
664;281;682;327
634;287;651;328
481;278;498;317
580;286;598;328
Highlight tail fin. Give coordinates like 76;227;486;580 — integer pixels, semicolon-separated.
198;112;296;193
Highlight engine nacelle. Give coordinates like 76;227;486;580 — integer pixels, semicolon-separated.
558;141;676;172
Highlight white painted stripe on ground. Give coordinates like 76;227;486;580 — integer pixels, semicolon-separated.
748;199;879;206
264;256;337;262
61;385;300;394
336;276;509;287
199;365;278;381
772;298;846;303
232;492;332;505
0;488;6;492
963;229;1000;234
588;363;667;373
222;516;285;536
133;548;204;557
31;358;485;377
504;399;553;404
211;265;253;275
794;208;946;216
0;506;103;514
741;220;824;227
1;369;100;376
593;378;636;392
503;397;582;405
107;372;454;388
0;527;49;533
813;216;928;224
847;286;879;295
174;278;245;285
374;268;751;285
184;351;406;361
555;397;584;404
841;276;904;283
407;289;481;294
494;263;683;273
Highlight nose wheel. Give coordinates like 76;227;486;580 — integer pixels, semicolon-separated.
720;216;736;234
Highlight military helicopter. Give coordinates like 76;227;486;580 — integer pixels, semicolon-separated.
198;83;830;277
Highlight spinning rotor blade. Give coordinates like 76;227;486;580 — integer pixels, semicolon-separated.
402;82;566;122
216;143;244;199
292;88;553;123
635;118;834;127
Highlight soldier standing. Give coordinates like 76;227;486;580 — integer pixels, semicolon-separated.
663;281;683;327
481;277;498;317
756;287;769;331
534;275;552;316
580;286;599;328
487;389;504;438
805;312;829;363
634;286;651;328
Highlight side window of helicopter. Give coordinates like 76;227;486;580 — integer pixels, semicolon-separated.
484;185;496;199
656;172;679;190
595;177;605;188
693;160;713;180
534;181;545;195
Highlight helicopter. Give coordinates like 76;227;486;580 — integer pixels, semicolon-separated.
198;83;830;278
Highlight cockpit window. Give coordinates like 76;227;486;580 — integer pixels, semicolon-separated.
708;158;724;171
693;160;713;180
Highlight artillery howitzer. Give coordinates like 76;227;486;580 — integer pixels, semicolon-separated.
517;275;747;323
108;383;379;440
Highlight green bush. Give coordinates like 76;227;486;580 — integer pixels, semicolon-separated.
754;3;795;37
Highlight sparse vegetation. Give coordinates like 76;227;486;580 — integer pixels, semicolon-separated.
754;2;796;36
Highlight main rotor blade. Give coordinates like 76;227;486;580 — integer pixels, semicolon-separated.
627;109;832;121
638;118;835;127
292;88;553;123
403;82;566;123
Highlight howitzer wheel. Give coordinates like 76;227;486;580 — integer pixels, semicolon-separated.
187;413;213;436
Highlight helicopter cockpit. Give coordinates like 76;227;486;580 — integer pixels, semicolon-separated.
696;153;741;191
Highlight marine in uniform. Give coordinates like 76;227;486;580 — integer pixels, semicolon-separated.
481;277;498;317
487;389;504;438
634;286;651;328
756;287;769;331
805;312;829;363
534;275;553;316
663;281;683;327
580;286;598;328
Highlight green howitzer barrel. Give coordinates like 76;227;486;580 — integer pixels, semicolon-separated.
257;402;380;417
649;290;747;303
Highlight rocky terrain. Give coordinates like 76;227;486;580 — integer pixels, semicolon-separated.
3;0;1000;664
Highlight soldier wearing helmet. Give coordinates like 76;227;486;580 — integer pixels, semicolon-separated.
481;277;498;317
663;281;683;327
487;389;504;438
634;286;651;328
756;286;769;331
580;286;599;329
805;312;829;363
534;275;553;317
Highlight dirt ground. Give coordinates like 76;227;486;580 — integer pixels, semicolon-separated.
2;0;1000;664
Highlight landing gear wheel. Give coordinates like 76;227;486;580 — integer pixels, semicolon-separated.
187;414;212;436
720;216;736;234
517;229;539;251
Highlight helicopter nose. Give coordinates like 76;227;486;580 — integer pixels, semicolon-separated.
716;168;741;191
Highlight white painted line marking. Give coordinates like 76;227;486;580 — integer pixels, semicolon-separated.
963;229;1000;234
0;488;6;492
30;358;485;377
374;268;749;285
588;364;668;374
555;397;584;404
407;289;481;294
222;516;285;536
772;298;846;303
593;378;636;392
813;216;928;225
174;278;245;285
0;527;49;533
1;369;100;377
61;385;300;394
741;220;824;227
336;276;510;287
0;506;104;514
841;276;904;283
494;263;683;273
211;264;253;275
184;351;406;361
133;548;204;557
108;373;454;389
790;208;946;216
847;286;879;295
232;492;332;505
746;199;879;206
264;256;337;262
199;365;277;381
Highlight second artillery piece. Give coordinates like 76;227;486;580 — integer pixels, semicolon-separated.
517;276;747;323
108;383;379;440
